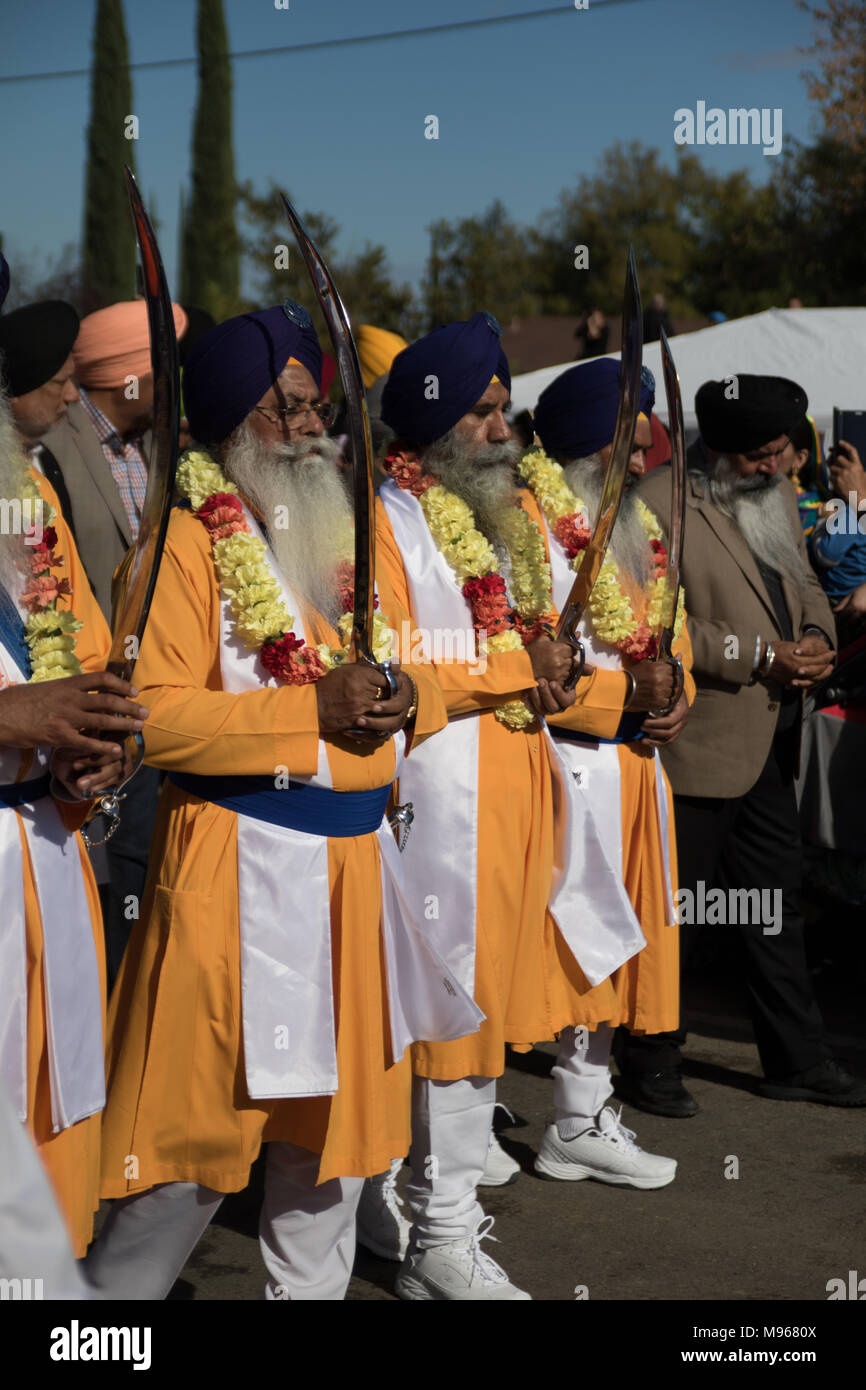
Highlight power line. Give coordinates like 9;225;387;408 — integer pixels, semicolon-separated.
0;1;648;85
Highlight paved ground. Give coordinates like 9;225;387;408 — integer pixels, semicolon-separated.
93;906;865;1303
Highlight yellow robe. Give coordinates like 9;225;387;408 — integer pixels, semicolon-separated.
100;506;447;1195
543;493;696;1034
377;493;632;1082
2;473;110;1256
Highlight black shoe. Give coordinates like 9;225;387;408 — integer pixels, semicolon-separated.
759;1058;866;1106
615;1069;700;1118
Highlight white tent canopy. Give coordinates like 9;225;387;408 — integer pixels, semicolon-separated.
510;308;866;438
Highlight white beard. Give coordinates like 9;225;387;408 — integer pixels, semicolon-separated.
421;429;523;560
220;423;353;628
706;457;804;586
562;455;651;587
0;382;28;610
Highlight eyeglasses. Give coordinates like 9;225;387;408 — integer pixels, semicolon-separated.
743;437;791;464
255;401;337;429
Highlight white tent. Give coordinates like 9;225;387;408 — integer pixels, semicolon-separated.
510;308;866;438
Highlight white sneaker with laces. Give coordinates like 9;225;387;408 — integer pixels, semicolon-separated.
479;1131;521;1187
356;1160;410;1262
534;1105;677;1189
395;1215;532;1301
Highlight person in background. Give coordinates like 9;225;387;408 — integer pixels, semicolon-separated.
574;306;609;360
810;438;866;644
643;293;673;344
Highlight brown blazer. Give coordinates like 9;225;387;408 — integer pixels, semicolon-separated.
639;464;835;799
40;401;148;619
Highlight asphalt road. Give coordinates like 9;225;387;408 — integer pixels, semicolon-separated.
137;911;865;1304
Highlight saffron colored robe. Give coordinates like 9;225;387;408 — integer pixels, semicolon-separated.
377;488;646;1082
538;501;696;1034
100;506;450;1196
0;473;110;1256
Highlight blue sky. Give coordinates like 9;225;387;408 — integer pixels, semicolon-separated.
0;0;818;299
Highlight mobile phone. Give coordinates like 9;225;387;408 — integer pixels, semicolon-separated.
832;408;866;462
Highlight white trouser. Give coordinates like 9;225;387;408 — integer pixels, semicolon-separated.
85;1142;363;1301
406;1074;496;1248
552;1024;615;1138
259;1142;364;1300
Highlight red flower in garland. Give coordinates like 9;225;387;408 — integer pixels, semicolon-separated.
21;572;72;611
463;573;511;635
336;559;378;616
512;614;546;646
384;448;438;498
620;622;657;661
553;513;591;560
649;537;667;573
197;492;247;541
261;632;326;684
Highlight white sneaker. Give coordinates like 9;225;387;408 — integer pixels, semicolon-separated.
534;1105;677;1189
479;1131;521;1187
395;1215;532;1301
356;1160;410;1262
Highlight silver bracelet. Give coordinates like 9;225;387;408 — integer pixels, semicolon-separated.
751;635;763;674
623;669;637;707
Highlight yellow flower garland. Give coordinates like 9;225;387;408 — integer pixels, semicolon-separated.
177;450;393;671
520;447;684;652
416;483;552;730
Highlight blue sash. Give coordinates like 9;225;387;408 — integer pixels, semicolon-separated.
0;773;52;808
554;709;645;747
168;771;392;838
0;582;30;679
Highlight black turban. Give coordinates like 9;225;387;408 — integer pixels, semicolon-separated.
0;300;80;397
381;311;511;448
695;375;808;454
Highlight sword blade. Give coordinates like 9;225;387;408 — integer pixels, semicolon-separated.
554;246;642;646
107;167;181;679
655;326;686;658
279;192;377;667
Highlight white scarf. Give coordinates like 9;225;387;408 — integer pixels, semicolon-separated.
542;509;677;924
213;504;482;1099
380;478;645;996
0;644;104;1132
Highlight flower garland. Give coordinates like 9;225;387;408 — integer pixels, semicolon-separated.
10;461;83;683
384;450;552;729
519;446;684;661
176;450;393;683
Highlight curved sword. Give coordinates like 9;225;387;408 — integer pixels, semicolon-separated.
554;246;642;689
278;191;397;711
652;325;687;714
82;166;181;846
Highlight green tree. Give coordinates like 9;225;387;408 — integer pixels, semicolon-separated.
423;200;539;328
180;0;240;319
238;180;420;345
81;0;137;310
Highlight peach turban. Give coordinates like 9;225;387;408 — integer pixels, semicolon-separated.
355;324;408;390
73;300;188;390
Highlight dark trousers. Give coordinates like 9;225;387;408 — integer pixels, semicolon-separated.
100;765;161;990
616;730;830;1080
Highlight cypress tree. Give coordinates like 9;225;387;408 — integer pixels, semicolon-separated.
180;0;240;320
82;0;137;309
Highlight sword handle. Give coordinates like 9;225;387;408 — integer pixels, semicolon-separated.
562;638;587;692
80;732;145;848
649;653;684;719
347;657;400;742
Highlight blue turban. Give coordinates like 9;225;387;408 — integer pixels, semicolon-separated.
0;253;9;312
533;358;655;460
183;300;323;446
381;311;511;448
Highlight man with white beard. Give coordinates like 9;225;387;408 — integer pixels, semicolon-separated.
85;301;482;1301
522;357;695;1179
618;374;866;1109
377;314;650;1298
0;255;149;1266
